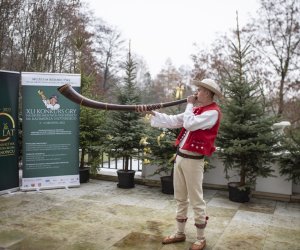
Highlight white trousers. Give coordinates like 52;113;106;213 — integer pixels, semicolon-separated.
174;155;206;224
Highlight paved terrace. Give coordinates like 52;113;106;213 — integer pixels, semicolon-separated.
0;179;299;250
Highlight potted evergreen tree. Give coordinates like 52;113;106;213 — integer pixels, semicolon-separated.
101;46;145;188
142;87;186;194
279;128;300;184
217;19;279;202
142;126;179;194
79;74;106;183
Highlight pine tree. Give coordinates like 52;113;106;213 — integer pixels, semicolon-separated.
143;89;184;176
279;129;300;184
218;17;279;187
102;44;145;171
79;74;106;173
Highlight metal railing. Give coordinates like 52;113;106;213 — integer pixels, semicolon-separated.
99;151;143;172
80;148;143;172
86;148;143;172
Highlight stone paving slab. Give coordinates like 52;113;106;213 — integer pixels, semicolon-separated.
109;232;162;250
207;197;241;210
266;226;300;247
0;179;299;250
214;220;269;250
239;198;276;214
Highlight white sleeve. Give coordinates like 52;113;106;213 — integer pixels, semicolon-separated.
183;103;219;131
150;111;184;129
42;100;48;107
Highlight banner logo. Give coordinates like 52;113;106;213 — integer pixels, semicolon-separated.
0;112;15;142
38;89;60;110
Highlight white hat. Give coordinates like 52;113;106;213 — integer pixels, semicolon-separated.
192;78;222;98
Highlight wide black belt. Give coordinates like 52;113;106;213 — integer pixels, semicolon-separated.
176;149;204;160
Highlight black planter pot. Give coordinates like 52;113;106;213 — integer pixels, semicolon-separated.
161;176;174;195
79;167;90;183
228;182;250;203
117;170;135;188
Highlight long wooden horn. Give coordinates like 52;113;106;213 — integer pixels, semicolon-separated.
57;84;187;111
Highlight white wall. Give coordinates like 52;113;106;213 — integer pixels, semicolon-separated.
203;154;239;186
142;154;297;196
293;183;300;193
142;164;171;181
255;161;293;195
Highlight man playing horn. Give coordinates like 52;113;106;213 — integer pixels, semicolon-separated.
149;78;222;250
38;90;60;110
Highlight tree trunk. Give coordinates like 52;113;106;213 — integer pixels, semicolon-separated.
278;74;286;116
102;53;110;90
240;167;246;186
123;156;129;172
80;147;85;169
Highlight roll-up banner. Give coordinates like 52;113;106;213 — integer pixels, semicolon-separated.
21;72;80;191
0;70;20;195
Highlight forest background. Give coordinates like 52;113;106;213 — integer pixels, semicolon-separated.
1;0;299;122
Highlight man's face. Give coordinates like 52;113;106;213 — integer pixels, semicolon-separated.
196;86;213;104
197;86;207;99
50;97;57;105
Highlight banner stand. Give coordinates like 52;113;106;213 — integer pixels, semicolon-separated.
0;70;20;195
0;187;19;196
21;72;80;191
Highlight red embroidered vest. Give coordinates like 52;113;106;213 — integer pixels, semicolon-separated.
175;102;221;156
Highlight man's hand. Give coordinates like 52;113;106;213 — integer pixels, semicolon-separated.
187;95;197;104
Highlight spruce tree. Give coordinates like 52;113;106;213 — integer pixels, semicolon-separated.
143;90;184;176
102;45;145;171
79;74;106;173
218;18;279;187
279;129;300;184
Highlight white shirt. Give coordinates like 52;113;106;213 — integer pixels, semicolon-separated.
42;100;60;110
151;103;218;153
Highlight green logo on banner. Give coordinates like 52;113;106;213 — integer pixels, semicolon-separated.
0;112;16;157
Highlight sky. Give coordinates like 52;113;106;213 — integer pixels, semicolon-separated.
85;0;260;75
